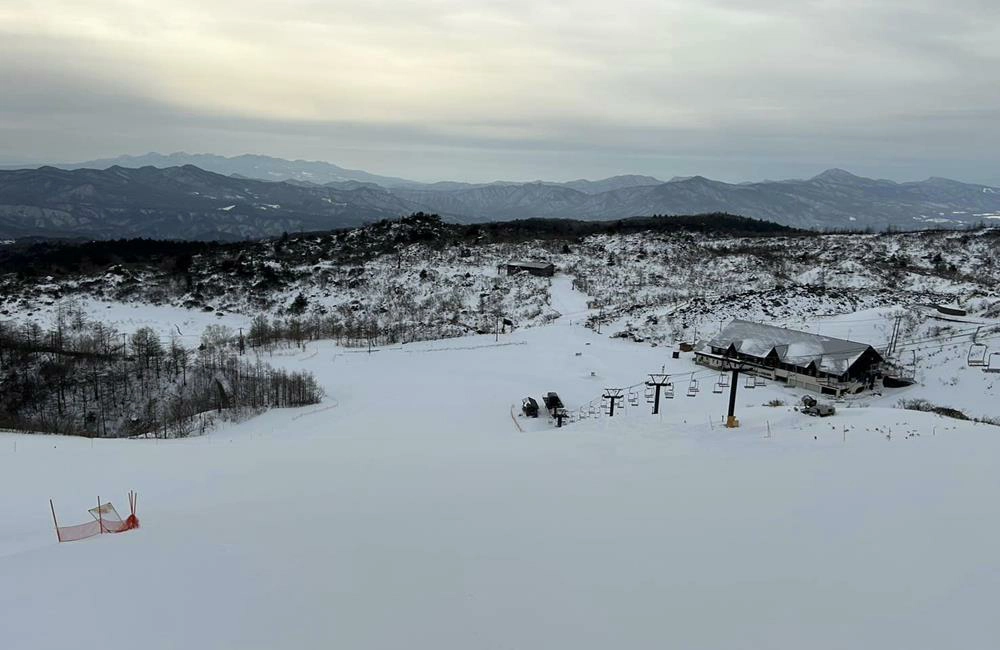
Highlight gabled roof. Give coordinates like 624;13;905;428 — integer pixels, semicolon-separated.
707;319;882;375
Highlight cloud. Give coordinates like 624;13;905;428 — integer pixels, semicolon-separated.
1;0;999;182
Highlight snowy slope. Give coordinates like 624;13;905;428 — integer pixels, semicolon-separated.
3;309;1000;649
5;225;998;349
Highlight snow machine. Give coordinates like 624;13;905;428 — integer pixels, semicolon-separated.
542;392;564;416
801;395;835;417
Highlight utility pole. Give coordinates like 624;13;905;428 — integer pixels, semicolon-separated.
603;388;624;417
646;373;672;415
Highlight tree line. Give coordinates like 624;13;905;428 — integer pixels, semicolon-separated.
0;314;323;438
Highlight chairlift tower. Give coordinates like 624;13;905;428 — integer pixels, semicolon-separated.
646;373;672;415
719;358;754;428
603;388;625;417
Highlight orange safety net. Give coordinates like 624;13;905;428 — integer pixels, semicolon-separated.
52;491;140;543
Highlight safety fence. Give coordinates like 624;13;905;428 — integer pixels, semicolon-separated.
50;491;140;543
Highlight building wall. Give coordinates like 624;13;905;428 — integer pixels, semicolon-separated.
695;351;865;397
507;264;555;277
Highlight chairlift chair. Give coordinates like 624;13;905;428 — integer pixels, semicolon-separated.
712;380;723;394
686;378;700;397
644;385;655;403
628;390;639;407
717;373;730;388
985;352;1000;374
968;343;988;367
745;375;757;389
663;383;675;399
755;376;766;387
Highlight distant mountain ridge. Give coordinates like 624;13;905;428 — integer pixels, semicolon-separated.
39;152;667;194
2;153;1000;239
52;152;423;188
389;168;1000;230
0;165;414;240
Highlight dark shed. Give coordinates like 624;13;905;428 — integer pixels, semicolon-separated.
506;261;555;277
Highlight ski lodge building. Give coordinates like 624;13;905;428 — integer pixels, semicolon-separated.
695;319;884;396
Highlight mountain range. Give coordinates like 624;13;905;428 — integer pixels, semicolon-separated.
0;165;411;240
1;153;999;240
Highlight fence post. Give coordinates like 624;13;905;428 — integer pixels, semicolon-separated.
50;499;61;543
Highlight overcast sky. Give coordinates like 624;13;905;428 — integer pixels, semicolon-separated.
2;0;999;183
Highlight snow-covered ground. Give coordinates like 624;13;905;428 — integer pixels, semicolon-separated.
17;297;252;338
3;289;1000;648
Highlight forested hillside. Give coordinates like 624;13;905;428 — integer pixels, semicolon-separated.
0;310;322;437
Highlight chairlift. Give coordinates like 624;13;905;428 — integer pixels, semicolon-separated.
968;343;989;367
663;383;675;399
744;374;757;389
686;378;700;397
644;385;655;403
628;390;639;407
712;381;723;394
717;373;730;388
755;376;766;387
985;352;1000;374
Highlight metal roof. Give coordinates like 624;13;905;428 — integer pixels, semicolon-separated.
507;260;554;269
705;319;881;375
